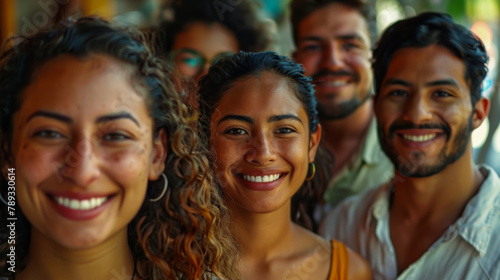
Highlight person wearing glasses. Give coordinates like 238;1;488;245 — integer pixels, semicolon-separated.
155;0;274;82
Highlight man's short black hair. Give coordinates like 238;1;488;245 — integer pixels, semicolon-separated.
373;12;488;105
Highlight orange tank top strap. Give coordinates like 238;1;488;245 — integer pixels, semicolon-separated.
327;239;349;280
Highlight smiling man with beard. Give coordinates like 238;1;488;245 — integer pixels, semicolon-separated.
290;0;394;230
321;12;500;280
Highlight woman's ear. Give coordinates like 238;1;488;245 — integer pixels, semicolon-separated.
472;97;490;130
308;124;322;162
149;129;167;180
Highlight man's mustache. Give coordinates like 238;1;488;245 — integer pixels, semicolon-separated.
311;70;357;83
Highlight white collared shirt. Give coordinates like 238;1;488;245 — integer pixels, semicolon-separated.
321;165;500;280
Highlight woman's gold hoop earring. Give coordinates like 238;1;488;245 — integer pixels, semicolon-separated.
150;173;168;202
305;162;316;181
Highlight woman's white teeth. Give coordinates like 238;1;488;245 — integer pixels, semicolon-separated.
55;196;108;210
403;134;437;142
243;174;280;183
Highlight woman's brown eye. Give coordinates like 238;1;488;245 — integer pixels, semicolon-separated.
276;127;295;134
103;133;130;141
34;130;63;139
225;128;247;135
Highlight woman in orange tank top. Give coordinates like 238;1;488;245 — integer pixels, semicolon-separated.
198;51;372;280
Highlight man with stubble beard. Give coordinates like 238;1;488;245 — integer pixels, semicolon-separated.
290;0;393;228
322;12;500;279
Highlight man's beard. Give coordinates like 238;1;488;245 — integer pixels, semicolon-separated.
317;92;371;120
378;116;472;178
312;69;370;120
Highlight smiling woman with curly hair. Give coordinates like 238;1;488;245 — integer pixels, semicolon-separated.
0;17;240;280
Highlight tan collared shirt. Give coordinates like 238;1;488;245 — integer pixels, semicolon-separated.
323;118;394;208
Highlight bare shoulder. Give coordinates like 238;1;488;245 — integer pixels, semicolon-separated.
288;224;331;279
347;247;372;280
295;223;331;252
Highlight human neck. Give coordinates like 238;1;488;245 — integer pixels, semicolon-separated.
320;99;373;174
230;201;298;262
18;228;135;280
391;147;484;225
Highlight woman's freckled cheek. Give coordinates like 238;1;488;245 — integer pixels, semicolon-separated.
288;142;302;153
106;148;148;174
17;148;56;185
140;143;147;155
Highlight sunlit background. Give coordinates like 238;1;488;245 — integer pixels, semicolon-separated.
1;0;499;173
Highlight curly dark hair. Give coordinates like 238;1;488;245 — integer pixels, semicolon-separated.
373;12;488;106
197;51;321;230
0;17;240;279
155;0;274;55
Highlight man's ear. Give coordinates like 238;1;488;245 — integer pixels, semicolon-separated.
308;124;322;162
472;97;490;130
149;129;167;180
292;50;298;61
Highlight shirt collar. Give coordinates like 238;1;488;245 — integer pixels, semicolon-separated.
455;165;500;257
367;165;500;257
366;182;393;243
367;182;392;225
361;118;385;165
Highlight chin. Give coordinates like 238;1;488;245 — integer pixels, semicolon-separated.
243;201;285;214
49;226;112;250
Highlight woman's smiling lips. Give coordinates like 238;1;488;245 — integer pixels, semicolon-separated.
46;191;116;221
242;174;281;183
235;171;287;191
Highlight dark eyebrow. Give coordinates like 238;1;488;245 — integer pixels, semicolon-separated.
383;78;460;89
336;34;364;41
425;79;460;88
27;111;72;124
96;112;140;127
269;114;303;124
300;33;365;42
299;36;322;43
217;114;303;125
383;78;412;87
26;110;140;127
218;115;253;125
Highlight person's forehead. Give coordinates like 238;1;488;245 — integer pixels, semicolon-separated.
215;73;303;114
172;22;239;57
297;3;369;39
29;54;133;87
384;45;469;89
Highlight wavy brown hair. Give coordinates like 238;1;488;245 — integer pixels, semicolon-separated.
0;17;240;279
